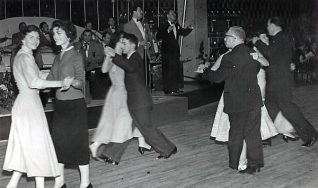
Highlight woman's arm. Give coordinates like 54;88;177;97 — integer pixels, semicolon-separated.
19;54;63;89
253;47;269;67
101;55;114;73
211;50;231;71
71;55;85;89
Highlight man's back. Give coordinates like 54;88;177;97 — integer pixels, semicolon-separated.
112;52;152;109
255;31;294;93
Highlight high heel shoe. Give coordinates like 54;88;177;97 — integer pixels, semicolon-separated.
86;183;93;188
138;147;153;155
262;138;272;147
282;135;299;143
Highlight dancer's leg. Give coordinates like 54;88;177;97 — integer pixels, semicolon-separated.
6;171;22;188
79;164;90;188
238;140;247;171
138;137;151;149
89;142;102;158
35;177;45;188
54;163;65;188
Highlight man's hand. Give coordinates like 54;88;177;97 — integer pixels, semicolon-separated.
250;52;259;60
290;63;296;71
167;25;174;32
105;47;115;57
187;24;194;30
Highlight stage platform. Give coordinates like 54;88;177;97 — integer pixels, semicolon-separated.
0;81;223;141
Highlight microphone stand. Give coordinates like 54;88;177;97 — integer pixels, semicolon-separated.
144;44;150;92
143;22;150;92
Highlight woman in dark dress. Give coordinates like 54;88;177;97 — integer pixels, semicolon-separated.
47;20;92;188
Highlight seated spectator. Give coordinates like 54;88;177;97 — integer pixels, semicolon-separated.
104;17;117;34
85;21;103;42
102;31;112;49
74;29;107;99
38;21;53;48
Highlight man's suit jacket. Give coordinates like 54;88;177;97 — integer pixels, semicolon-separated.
157;21;192;57
39;32;53;48
203;44;262;113
11;32;23;46
123;19;152;58
104;26;117;34
255;31;294;99
112;52;153;109
74;40;105;71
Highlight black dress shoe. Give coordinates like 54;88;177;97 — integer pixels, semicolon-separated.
156;147;177;159
59;184;66;188
301;137;317;147
138;147;153;155
165;91;177;95
239;166;261;174
262;138;272;147
282;135;299;143
176;90;184;93
99;154;119;165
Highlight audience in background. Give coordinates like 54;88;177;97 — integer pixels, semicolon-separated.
85;21;103;43
74;29;106;100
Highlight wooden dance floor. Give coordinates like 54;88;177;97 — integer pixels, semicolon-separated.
1;84;318;187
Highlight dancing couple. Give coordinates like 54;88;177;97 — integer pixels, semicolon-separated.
89;32;177;165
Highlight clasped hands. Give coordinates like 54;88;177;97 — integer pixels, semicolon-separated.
60;76;74;91
252;34;269;45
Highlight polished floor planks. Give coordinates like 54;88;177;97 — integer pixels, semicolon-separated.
1;85;318;188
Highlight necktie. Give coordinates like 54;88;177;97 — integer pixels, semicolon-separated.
83;42;89;51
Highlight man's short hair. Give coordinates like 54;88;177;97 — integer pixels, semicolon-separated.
268;17;284;29
131;3;142;13
229;26;246;41
123;33;138;49
39;22;47;30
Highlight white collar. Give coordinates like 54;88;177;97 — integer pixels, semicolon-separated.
127;50;136;59
62;45;74;52
168;20;175;25
133;17;139;23
21;45;33;55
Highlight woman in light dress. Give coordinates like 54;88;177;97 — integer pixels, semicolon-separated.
210;37;295;170
3;25;73;188
89;31;151;163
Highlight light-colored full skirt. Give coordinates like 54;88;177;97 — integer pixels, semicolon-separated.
92;85;142;144
3;93;60;177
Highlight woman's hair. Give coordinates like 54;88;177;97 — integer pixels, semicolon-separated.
21;25;40;40
109;31;125;49
51;20;77;42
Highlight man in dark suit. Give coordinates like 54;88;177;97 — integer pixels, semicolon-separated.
98;33;177;164
104;17;117;34
253;17;318;147
203;26;263;174
157;10;193;94
38;22;53;48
